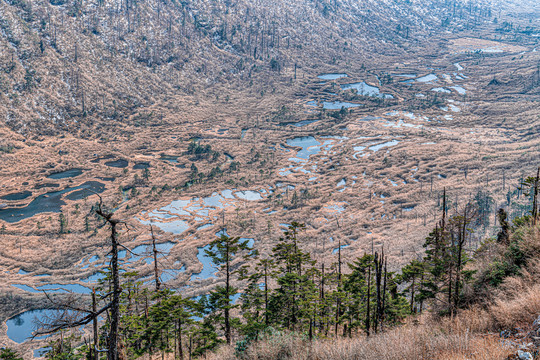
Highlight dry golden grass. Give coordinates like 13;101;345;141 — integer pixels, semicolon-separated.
491;284;540;330
205;319;513;360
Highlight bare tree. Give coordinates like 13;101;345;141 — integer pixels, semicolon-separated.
95;197;122;360
35;196;125;360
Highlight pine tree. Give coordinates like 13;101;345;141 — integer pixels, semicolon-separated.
205;234;252;344
142;290;202;359
269;222;317;333
238;257;276;338
398;259;426;313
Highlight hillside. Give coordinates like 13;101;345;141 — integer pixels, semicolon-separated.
0;0;492;134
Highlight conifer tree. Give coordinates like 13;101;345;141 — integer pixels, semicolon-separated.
205;234;252;344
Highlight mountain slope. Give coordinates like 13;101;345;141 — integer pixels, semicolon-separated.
0;0;492;134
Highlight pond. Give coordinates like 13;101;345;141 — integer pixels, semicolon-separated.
160;265;186;283
105;159;129;168
133;162;150;170
221;189;235;199
138;218;190;235
341;82;393;99
448;104;461;112
64;181;106;201
352;145;366;159
450;85;466;95
280;119;319;127
34;347;52;358
325;204;346;213
81;255;99;269
235;191;262;201
394;74;417;78
431;87;451;93
1;191;32;201
47;168;84;179
197;223;214;231
128;241;176;264
415;74;438;83
190;244;218;281
6;309;61;343
138;189;266;236
322;101;362;110
332;244;349;254
279;167;292;176
317;73;348;80
369;140;400;152
81;272;106;283
0;182;105;223
286;137;321;160
34;284;91;294
203;193;226;208
160;155;179;164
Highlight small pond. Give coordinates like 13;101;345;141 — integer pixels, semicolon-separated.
133;162;150;170
190;244;218;281
0;181;105;223
369;140;400;152
415;74;438;83
1;191;32;201
47;168;84;179
286;137;321;160
317;73;348;80
450;86;466;95
235;191;262;201
431;87;451;93
322;101;362;110
105;159;129;168
332;244;349;254
64;181;106;201
7;309;61;343
341;82;393;99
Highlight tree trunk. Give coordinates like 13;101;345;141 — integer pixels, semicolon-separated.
264;265;269;326
533;167;539;225
151;226;161;292
178;319;183;360
108;220;119;360
96;203;120;360
366;265;371;337
225;241;231;345
93;289;99;360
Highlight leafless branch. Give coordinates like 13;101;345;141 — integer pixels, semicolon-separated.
33;303;112;337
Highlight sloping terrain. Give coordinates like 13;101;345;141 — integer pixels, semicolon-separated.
0;0;492;134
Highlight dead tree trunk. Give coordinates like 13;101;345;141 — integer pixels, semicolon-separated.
533;167;539;225
95;202;121;360
93;289;99;360
151;225;161;292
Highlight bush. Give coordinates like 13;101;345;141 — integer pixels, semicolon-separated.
0;348;23;360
